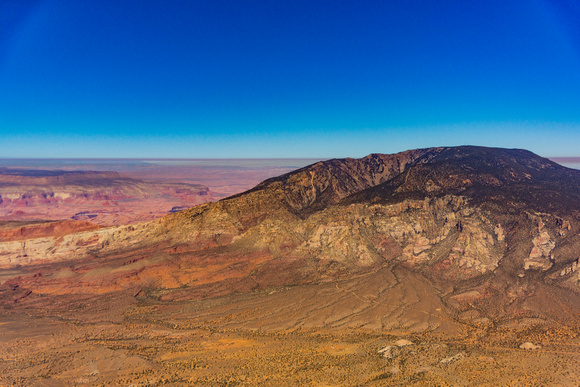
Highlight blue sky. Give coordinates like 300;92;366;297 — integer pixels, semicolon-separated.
1;0;579;158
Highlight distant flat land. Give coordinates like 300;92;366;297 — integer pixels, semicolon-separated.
0;159;323;225
0;158;323;197
549;157;580;170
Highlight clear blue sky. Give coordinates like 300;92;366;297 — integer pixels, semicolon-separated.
1;0;579;158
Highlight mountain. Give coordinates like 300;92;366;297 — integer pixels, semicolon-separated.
2;146;580;385
4;145;580;323
345;146;580;212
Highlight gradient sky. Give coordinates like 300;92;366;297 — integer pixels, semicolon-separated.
1;0;579;158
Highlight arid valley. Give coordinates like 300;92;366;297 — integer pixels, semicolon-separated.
2;147;580;385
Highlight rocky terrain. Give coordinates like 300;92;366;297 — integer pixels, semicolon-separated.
2;146;580;385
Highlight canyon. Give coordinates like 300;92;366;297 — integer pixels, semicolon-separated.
0;168;213;226
0;159;315;226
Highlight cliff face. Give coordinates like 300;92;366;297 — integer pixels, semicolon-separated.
2;146;580;331
231;148;444;214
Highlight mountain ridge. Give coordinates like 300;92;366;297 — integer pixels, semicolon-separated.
341;146;580;213
2;145;580;332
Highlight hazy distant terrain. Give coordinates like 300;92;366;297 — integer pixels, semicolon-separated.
0;159;322;225
0;158;323;195
549;157;580;170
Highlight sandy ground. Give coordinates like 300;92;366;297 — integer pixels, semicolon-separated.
2;287;580;386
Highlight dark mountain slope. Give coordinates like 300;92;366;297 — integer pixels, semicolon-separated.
343;146;580;215
229;147;445;215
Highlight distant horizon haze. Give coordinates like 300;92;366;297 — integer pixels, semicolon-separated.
1;154;579;170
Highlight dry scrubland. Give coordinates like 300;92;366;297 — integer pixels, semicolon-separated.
3;288;580;386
